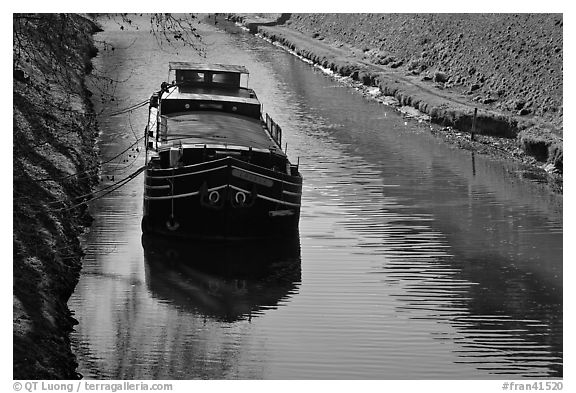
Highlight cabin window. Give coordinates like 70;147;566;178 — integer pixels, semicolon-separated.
176;70;205;83
212;72;241;86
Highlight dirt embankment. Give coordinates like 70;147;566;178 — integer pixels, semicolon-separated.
13;14;100;379
229;13;563;190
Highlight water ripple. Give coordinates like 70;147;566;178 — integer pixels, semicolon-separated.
69;18;562;380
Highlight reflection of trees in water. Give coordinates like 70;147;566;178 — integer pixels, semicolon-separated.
109;293;241;379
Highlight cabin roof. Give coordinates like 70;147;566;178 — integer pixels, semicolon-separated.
168;62;249;74
161;112;282;153
164;85;260;105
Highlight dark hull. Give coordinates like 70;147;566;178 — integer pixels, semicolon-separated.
142;156;302;239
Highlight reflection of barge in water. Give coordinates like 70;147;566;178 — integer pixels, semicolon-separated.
142;234;301;322
142;62;303;239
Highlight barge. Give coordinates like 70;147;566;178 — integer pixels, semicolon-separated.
142;62;302;239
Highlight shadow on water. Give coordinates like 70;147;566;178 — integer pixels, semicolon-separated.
141;234;302;322
378;223;563;377
452;252;562;378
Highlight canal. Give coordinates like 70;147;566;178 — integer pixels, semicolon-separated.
68;16;563;379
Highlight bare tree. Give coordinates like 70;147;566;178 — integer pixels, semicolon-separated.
91;13;205;54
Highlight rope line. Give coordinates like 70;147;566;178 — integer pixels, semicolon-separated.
105;99;149;117
27;135;145;184
54;165;146;212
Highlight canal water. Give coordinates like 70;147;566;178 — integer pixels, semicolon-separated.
68;16;563;379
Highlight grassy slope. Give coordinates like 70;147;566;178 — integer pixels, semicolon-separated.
13;14;100;379
231;14;562;184
287;14;562;124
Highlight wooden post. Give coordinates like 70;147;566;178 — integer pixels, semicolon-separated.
471;107;478;141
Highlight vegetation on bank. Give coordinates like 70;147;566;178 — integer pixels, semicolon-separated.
13;14;101;379
287;14;562;122
231;14;563;187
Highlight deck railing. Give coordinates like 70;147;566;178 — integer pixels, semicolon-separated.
265;113;282;147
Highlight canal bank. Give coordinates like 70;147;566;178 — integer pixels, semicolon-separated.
13;14;101;379
227;13;563;193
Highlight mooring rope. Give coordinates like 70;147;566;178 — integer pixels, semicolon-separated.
25;135;146;184
106;99;149;117
53;165;146;212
